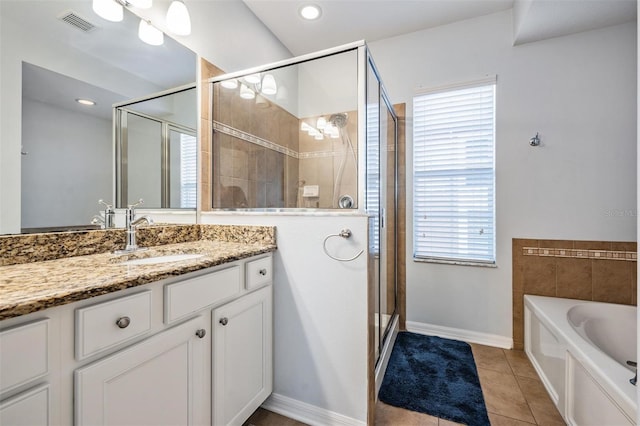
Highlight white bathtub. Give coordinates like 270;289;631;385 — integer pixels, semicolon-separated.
524;295;637;425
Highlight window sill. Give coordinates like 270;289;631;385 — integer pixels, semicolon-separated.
413;257;497;268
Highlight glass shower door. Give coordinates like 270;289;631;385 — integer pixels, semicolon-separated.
366;56;397;365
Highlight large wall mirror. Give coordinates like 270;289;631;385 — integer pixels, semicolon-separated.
0;0;197;234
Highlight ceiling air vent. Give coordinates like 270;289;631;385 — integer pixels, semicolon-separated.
58;11;97;33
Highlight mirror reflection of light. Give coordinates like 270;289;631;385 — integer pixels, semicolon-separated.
244;73;261;84
221;79;238;89
167;0;192;36
261;74;277;95
240;84;255;100
92;0;123;22
138;19;164;46
128;0;152;8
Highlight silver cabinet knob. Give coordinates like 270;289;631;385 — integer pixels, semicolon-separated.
115;316;131;329
259;268;267;276
195;329;206;338
219;317;228;326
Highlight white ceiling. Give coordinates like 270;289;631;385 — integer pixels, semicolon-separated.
242;0;637;56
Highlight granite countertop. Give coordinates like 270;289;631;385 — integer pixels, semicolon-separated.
0;239;276;320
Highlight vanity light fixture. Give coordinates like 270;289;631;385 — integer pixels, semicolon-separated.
166;0;192;36
138;19;164;46
127;0;152;8
92;0;123;22
225;73;278;99
299;4;321;20
261;74;277;95
76;98;96;106
255;96;269;108
221;79;238;89
92;0;191;45
244;73;262;85
301;116;341;140
240;84;256;100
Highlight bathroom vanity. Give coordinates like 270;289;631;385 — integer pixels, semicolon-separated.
0;225;275;426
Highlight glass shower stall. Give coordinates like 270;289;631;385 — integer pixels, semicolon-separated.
208;41;398;367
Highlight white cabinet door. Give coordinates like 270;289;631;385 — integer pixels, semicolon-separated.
75;316;207;426
213;286;272;426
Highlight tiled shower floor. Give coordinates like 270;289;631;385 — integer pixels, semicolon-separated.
244;344;565;426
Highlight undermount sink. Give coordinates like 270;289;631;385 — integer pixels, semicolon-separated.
123;254;205;265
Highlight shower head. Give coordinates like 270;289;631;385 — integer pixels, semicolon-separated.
329;113;348;129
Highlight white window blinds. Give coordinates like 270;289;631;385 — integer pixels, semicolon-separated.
366;102;380;253
413;80;496;263
180;133;197;208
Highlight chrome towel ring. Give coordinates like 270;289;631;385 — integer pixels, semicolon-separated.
322;229;364;262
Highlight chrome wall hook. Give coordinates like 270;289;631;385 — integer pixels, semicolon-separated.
529;132;541;147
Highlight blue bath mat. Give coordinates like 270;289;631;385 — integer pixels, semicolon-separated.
379;332;490;426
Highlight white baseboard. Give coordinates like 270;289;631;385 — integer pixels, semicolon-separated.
405;321;513;349
261;393;366;426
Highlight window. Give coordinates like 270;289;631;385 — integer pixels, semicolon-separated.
413;79;496;264
179;133;197;208
366;101;380;253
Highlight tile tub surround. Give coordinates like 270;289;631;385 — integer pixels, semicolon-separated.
0;224;275;266
512;238;637;350
0;238;276;320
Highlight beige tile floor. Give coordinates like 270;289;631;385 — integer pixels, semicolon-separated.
245;344;565;426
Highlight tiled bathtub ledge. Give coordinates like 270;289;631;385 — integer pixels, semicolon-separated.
0;224;275;266
522;247;637;261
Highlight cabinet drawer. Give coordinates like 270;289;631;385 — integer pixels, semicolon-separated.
0;319;49;395
75;291;152;360
0;384;50;426
245;256;272;290
165;266;241;323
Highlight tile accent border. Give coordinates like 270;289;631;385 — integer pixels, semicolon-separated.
213;121;299;158
522;247;637;261
214;120;396;161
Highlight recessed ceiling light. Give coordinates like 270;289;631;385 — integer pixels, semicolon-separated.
76;98;96;106
299;4;321;20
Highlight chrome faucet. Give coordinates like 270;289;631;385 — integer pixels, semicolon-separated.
91;199;115;229
116;199;153;253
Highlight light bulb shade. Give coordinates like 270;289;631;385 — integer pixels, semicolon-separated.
166;0;191;36
221;79;238;89
316;117;327;130
138;19;164;46
245;73;261;84
240;84;255;100
300;122;312;132
128;0;152;8
255;96;269;108
314;133;324;140
92;0;123;22
261;74;277;95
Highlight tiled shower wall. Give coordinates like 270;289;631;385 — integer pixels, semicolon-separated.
211;84;300;209
298;112;358;209
512;238;637;350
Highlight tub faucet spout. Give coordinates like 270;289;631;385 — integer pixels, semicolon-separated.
627;360;637;386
